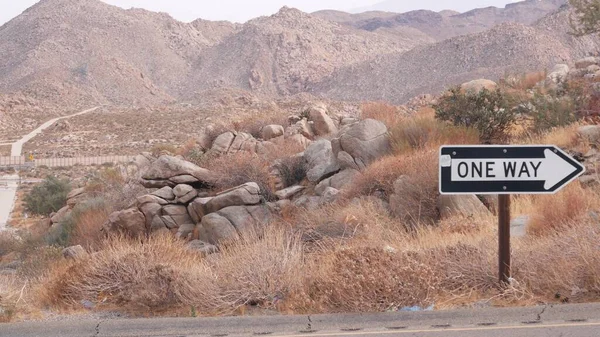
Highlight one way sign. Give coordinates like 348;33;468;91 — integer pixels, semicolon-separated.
440;145;586;195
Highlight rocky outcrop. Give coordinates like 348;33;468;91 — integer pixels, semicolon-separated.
314;169;359;196
103;179;271;251
579;125;600;145
141;155;216;188
62;245;88;260
260;125;285;140
332;119;391;171
197;205;272;245
102;208;146;237
546;64;569;85
275;185;305;200
309;104;338;136
460;79;497;94
304;139;340;182
437;195;490;219
204;182;262;214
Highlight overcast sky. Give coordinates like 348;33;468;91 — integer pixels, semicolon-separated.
0;0;520;25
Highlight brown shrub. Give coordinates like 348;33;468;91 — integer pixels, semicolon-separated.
274;155;307;188
527;182;599;235
40;234;205;311
514;223;600;300
40;227;304;315
204;152;277;201
296;245;439;313
70;199;112;250
389;116;479;155
190;227;304;314
360;102;403;128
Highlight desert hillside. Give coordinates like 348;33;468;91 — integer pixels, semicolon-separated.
315;0;567;41
310;7;600;104
1;0;594;112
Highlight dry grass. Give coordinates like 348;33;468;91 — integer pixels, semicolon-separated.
389;116;479;155
345;150;439;226
204;152;278;201
40;227;304;315
527;182;599;235
69;199;112;250
203;138;306;200
502;71;547;91
0;275;28;322
514;223;600;300
360;102;403;128
40;234;205;312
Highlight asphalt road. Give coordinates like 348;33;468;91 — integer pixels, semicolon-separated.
2;303;600;337
10;107;99;157
0;174;19;230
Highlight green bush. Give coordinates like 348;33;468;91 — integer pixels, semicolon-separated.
434;87;516;144
528;93;577;132
24;176;71;216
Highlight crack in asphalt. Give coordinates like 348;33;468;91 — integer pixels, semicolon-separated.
536;304;548;321
93;320;104;337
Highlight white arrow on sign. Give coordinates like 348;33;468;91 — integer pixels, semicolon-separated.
447;149;581;190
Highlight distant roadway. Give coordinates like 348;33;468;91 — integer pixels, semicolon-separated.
2;303;600;337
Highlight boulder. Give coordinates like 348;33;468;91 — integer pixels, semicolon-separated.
437;195;490;219
103;208;146;237
140;179;175;189
187;240;218;255
176;223;196;240
288;134;312;149
198;213;239;245
139;202;163;229
578;125;600;144
152;186;175;201
169;175;200;185
51;206;71;224
315;169;359;195
275;186;305;200
66;188;87;207
134;154;152;169
62;245;87;260
320;187;340;204
136;194;168;206
546;64;569;84
188;197;214;223
336;151;361;171
309;104;338;136
162;205;193;228
460;79;497;94
575;56;600;69
332;119;390;170
218;206;263;233
260;125;285;140
142;155;215;186
293;195;322;210
228;132;257;154
173;184;194;198
205;182;262;214
211;132;236;154
304;139;340;182
195;132;213;151
173;184;198;203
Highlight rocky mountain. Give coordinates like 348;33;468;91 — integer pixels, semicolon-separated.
185;7;432;97
0;0;238;106
310;17;599;104
315;0;568;41
0;0;598;113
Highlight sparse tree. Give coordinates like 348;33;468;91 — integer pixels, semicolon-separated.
569;0;600;36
